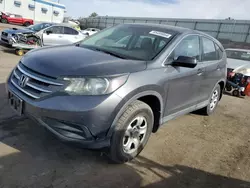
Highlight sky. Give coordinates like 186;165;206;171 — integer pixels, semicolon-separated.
52;0;250;20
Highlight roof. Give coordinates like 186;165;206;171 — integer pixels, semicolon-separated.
124;23;192;34
225;48;250;52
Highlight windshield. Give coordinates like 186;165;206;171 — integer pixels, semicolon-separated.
226;49;250;61
79;24;176;60
27;23;52;32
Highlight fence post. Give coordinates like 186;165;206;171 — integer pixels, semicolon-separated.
113;18;116;26
216;22;222;39
194;21;197;30
244;24;250;43
97;17;101;29
105;17;108;28
229;20;236;45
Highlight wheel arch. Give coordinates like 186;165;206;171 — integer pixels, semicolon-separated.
107;90;164;137
217;79;226;100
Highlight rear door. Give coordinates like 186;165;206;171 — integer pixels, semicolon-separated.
62;26;82;44
42;26;64;46
198;37;223;102
164;35;204;116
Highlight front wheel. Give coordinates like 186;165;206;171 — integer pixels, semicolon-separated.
1;18;8;23
109;100;154;163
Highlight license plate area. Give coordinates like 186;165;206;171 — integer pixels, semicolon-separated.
8;91;23;116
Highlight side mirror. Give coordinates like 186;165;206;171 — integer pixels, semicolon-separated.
45;30;52;35
172;56;197;68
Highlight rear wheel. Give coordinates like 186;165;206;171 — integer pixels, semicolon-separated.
15;49;24;56
24;22;31;27
109;100;153;163
200;85;221;115
232;90;240;97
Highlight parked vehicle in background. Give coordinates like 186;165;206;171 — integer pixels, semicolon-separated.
0;12;34;26
0;11;10;20
6;24;226;163
1;23;54;45
36;25;87;46
225;48;250;97
81;28;100;36
226;48;250;70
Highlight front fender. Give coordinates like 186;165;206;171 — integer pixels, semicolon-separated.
106;87;164;137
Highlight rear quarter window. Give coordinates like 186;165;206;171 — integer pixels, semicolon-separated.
215;44;223;60
202;37;217;61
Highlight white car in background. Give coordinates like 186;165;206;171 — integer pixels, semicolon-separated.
36;24;87;46
81;28;100;36
226;48;250;68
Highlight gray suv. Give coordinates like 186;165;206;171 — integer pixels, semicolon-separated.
7;24;227;163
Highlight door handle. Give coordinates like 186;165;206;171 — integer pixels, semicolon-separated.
197;68;204;76
216;65;221;71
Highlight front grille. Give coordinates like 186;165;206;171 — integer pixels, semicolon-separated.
1;38;8;43
11;63;64;99
1;32;8;37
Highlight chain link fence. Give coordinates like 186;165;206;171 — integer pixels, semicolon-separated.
80;16;250;49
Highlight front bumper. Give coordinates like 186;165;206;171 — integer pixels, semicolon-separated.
0;34;13;45
7;77;123;149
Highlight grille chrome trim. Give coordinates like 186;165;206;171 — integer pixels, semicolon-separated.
13;70;52;93
13;70;20;79
11;79;40;99
17;64;63;86
26;82;52;93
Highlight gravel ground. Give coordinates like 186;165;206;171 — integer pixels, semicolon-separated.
0;24;250;188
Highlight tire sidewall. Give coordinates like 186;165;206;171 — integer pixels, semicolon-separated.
111;104;153;163
207;85;221;115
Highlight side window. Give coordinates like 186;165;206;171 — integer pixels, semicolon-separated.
202;37;217;61
64;27;78;35
215;44;223;60
45;26;64;34
169;35;200;61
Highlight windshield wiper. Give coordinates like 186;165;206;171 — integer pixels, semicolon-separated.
95;48;127;59
79;45;126;59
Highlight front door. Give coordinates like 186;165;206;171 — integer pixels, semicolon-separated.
42;26;65;46
164;35;203;116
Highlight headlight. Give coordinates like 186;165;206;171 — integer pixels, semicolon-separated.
64;75;128;95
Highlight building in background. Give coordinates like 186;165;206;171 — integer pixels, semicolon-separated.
0;0;66;23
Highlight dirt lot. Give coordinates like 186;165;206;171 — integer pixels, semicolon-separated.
0;24;250;188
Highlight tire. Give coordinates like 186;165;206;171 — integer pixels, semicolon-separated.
109;100;154;163
1;18;8;23
200;85;221;115
232;90;240;97
24;22;31;27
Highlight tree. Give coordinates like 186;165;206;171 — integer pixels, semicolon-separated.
89;12;98;18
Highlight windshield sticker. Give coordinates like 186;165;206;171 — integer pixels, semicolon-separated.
149;31;172;38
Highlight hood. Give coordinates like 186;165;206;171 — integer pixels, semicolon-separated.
227;58;250;69
2;28;34;35
21;45;147;77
